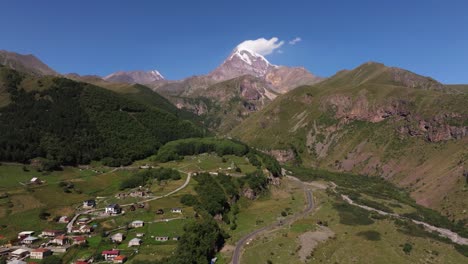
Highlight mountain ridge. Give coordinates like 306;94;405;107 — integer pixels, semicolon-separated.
231;61;468;220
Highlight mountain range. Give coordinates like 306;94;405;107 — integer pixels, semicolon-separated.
0;48;466;221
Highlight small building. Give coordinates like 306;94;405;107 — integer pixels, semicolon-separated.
156;209;164;215
0;248;11;257
102;250;120;261
113;255;127;264
58;216;70;223
52;235;68;246
172;236;180;241
18;231;34;240
72;236;87;245
41;230;63;237
82;200;96;209
130;220;144;228
71;225;92;234
129;191;146;197
22;236;39;244
76;217;90;225
128;238;141;247
136;233;145;238
105;204;121;215
30;248;52;260
111;233;125;243
171;208;182;214
155;236;169;242
10;249;29;258
30;177;42;184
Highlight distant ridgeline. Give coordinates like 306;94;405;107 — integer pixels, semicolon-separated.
0;67;205;167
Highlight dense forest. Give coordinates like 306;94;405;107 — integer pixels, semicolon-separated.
0;67;204;166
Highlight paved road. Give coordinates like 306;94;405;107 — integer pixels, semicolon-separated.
231;185;314;264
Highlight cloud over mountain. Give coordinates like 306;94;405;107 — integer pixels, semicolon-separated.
236;37;284;56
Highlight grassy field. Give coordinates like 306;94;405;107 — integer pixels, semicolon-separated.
241;186;468;264
214;177;306;263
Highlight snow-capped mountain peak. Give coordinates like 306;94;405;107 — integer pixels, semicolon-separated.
229;47;272;67
104;70;165;84
149;70;164;80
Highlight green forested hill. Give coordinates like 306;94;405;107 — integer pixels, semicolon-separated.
0;66;205;166
232;62;468;220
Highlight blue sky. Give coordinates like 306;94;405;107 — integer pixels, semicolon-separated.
1;0;467;83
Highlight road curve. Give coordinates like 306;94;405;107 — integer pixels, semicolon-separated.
67;172;191;233
231;187;314;264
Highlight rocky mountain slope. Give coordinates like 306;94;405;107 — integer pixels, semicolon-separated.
150;47;321;132
232;62;468;220
104;70;165;84
0;50;58;76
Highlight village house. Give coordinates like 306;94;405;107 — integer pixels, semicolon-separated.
82;200;96;209
129;190;146;198
30;248;52;260
172;236;180;241
76;217;90;225
105;204;121;215
72;236;87;245
71;225;92;234
41;230;63;237
58;216;70;223
136;233;144;238
0;248;11;257
30;177;42;184
155;236;169;242
130;220;144;228
111;233;125;243
113;255;127;264
101;250;120;261
17;231;34;240
10;249;29;259
128;238;141;247
156;209;164;215
171;208;182;213
52;235;68;246
21;236;39;245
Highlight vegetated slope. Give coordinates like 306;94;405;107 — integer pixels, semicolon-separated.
446;84;468;94
64;73;201;123
0;50;58;76
166;75;279;133
232;62;468;220
0;66;205;166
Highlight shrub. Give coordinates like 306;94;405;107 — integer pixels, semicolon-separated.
402;243;413;254
180;194;198;206
356;230;381;241
333;203;374;226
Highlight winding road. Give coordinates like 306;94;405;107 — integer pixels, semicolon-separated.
231;182;315;264
67;172;192;233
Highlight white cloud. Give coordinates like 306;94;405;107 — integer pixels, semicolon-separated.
236;37;285;56
289;37;302;45
277;49;284;54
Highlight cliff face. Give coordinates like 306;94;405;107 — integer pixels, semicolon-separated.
323;94;467;142
232;62;468;221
